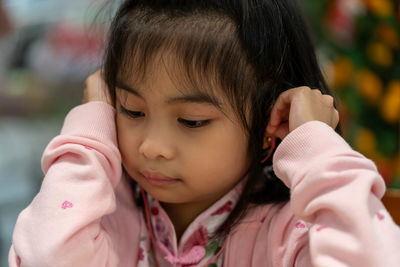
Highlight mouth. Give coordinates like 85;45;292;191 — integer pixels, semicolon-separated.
140;170;180;186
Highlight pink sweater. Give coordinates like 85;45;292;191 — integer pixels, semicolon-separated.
9;102;400;267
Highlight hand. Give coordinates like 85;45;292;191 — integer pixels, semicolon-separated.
266;87;339;140
82;69;112;105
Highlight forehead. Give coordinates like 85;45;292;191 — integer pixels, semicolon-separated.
113;8;244;104
118;51;228;106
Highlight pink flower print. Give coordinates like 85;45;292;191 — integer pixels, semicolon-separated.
211;201;232;216
17;255;21;265
295;221;306;229
162;238;170;248
159;241;205;266
260;216;266;223
138;247;144;261
155;217;166;234
183;226;209;253
151;206;159;216
376;211;385;220
83;145;93;150
61;201;73;210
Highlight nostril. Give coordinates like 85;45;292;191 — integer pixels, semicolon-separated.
139;140;158;159
139;138;174;160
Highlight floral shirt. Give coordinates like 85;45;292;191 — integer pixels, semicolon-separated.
136;182;244;267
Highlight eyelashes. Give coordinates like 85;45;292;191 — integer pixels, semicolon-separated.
119;105;145;118
177;118;211;128
119;105;211;129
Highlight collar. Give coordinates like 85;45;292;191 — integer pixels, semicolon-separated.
143;179;246;266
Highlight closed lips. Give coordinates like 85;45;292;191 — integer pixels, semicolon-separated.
141;171;178;181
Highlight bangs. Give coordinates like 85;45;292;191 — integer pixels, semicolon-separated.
104;7;258;129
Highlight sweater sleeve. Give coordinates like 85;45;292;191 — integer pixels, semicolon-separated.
273;121;400;267
8;102;123;267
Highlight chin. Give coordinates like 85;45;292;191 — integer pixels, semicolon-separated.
145;188;189;204
134;179;185;202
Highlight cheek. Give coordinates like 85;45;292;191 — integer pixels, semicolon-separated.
116;117;139;166
216;136;249;174
186;135;249;198
189;127;249;179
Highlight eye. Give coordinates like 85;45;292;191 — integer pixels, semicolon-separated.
178;118;210;128
119;105;145;118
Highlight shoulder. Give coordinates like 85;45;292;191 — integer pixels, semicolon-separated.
224;202;310;267
229;201;308;240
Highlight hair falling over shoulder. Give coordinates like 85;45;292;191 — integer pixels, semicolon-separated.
103;0;341;239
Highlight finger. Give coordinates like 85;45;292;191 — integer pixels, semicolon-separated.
267;106;289;134
273;122;290;140
311;89;322;95
332;109;340;128
268;87;312;129
322;94;335;107
268;102;289;124
268;88;298;127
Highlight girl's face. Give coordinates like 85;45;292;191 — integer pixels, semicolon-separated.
115;60;250;207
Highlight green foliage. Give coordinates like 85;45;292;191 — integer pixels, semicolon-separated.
303;0;400;188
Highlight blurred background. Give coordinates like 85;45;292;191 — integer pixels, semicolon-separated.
0;0;399;265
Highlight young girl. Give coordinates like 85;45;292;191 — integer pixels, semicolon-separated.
9;0;400;266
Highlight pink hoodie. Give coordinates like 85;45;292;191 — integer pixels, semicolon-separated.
8;102;400;267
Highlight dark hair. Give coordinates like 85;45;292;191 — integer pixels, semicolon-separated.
103;0;341;239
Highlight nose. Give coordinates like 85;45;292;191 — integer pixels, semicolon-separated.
138;128;175;161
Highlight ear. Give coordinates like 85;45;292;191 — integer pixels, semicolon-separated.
264;121;277;149
261;133;277;164
263;122;278;148
263;132;276;150
262;134;274;149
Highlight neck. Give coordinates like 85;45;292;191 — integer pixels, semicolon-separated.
161;198;217;241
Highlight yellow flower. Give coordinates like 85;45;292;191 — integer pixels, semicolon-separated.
377;24;399;48
355;128;377;156
365;0;394;16
367;42;393;67
395;157;400;176
356;69;383;104
381;80;400;123
332;57;354;89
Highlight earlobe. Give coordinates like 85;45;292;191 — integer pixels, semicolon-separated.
262;135;273;150
261;135;276;164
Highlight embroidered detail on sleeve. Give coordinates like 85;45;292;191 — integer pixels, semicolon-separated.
295;221;306;229
316;225;328;232
376;211;385;220
61;201;74;210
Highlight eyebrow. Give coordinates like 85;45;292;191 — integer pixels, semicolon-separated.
116;81;143;99
116;81;221;108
